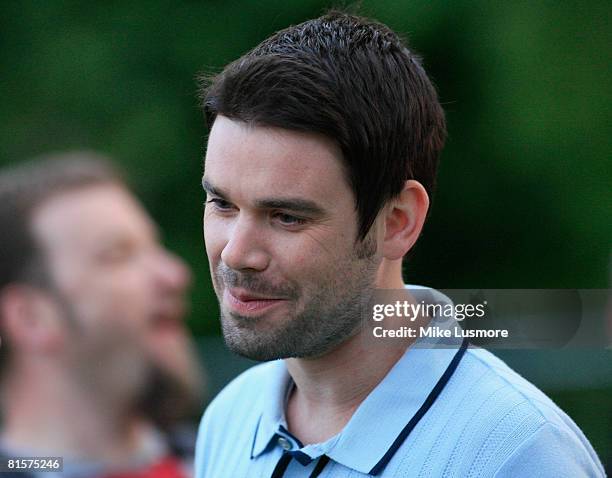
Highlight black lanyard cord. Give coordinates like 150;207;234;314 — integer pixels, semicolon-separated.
309;455;330;478
270;453;330;478
270;453;293;478
268;338;469;478
369;337;470;475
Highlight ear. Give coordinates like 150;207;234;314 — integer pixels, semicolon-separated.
380;180;430;260
0;285;65;355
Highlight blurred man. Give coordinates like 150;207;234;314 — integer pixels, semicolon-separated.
0;152;205;477
194;12;604;477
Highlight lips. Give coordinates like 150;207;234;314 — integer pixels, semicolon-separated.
150;301;187;330
151;313;182;330
224;288;287;315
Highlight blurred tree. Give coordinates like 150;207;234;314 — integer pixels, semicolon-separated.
0;0;609;331
0;0;610;465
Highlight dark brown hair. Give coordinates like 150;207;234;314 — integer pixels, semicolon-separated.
200;11;446;240
0;151;122;292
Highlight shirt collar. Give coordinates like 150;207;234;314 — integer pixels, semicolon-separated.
251;288;466;474
250;360;293;459
324;329;466;474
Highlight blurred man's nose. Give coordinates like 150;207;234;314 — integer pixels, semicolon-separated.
220;217;269;272
155;248;192;292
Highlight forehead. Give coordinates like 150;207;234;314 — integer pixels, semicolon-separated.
31;183;155;257
204;116;350;202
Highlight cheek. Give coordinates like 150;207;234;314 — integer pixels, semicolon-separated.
69;274;150;325
274;235;344;283
203;219;224;262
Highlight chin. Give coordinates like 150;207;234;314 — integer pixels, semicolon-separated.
221;326;283;361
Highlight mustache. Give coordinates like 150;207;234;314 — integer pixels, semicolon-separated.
214;263;298;299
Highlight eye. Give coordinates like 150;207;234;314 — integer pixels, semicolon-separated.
274;212;307;227
206;198;234;211
96;243;134;264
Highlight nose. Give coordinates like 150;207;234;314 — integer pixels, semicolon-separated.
221;216;270;272
154;248;192;292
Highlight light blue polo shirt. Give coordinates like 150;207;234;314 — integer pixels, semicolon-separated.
195;291;604;477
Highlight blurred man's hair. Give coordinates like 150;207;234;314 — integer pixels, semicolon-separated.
0;151;122;374
200;11;446;241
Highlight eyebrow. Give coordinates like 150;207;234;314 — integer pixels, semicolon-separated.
202;178;326;216
202;178;228;198
255;198;325;216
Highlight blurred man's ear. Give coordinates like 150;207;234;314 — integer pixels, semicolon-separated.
0;285;65;355
380;179;430;261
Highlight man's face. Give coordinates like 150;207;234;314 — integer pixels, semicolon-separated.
31;183;203;415
203;116;381;361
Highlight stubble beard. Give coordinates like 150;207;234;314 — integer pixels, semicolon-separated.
216;236;379;361
137;353;206;429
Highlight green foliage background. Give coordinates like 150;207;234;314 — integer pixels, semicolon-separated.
2;1;609;336
0;0;612;334
1;0;610;462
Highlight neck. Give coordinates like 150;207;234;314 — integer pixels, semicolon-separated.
285;258;412;443
0;360;150;463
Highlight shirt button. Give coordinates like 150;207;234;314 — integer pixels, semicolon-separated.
277;436;292;451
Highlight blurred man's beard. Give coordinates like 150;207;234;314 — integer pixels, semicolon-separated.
57;297;204;426
44;288;148;415
136;359;205;431
71;328;204;427
69;324;154;418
